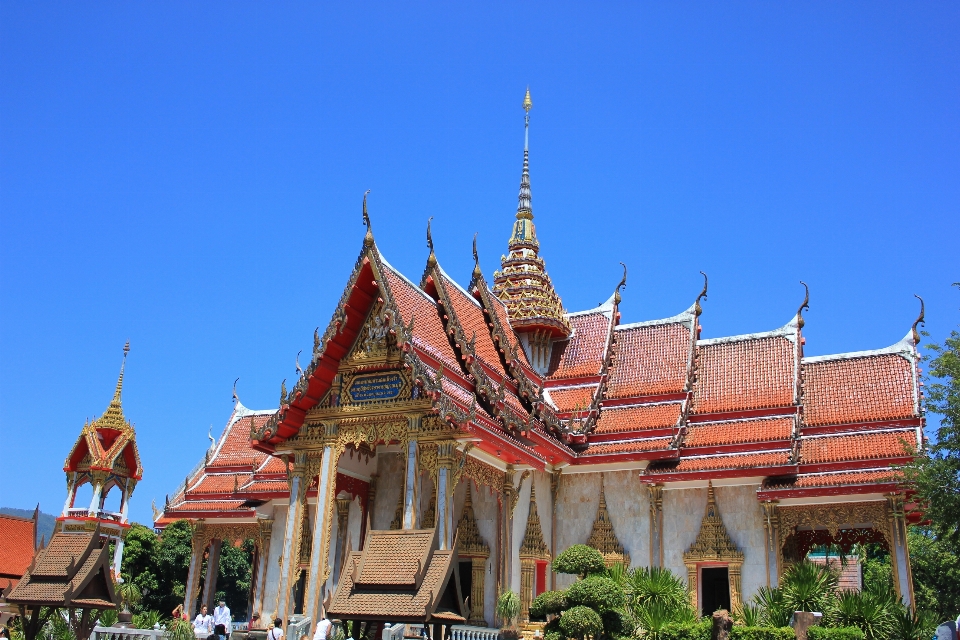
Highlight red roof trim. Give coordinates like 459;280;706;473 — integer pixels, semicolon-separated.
756;482;901;501
640;465;799;484
687;407;798;423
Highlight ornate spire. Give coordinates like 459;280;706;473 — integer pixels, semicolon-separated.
98;342;131;431
586;476;630;567
519;482;549;559
492;89;571;350
457;484;490;557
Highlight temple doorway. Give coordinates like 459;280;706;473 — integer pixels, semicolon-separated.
700;567;730;616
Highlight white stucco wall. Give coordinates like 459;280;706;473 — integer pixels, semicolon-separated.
372;451;404;530
260;504;288;618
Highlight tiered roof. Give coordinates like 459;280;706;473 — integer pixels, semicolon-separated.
158;96;924;528
0;512;37;591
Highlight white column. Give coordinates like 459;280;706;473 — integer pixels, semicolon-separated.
62;473;77;516
120;483;131;523
437;467;449;548
403;439;420;529
88;481;103;516
276;463;305;627
305;445;337;624
113;539;125;576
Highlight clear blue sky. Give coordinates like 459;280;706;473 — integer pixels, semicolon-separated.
1;2;957;526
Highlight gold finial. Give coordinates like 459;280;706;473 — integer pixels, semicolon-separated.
796;281;810;329
911;294;925;346
426;217;436;268
232;377;240;404
614;263;627;304
472;233;482;279
694;271;709;317
522;87;532;113
112;341;130;406
362;190;373;247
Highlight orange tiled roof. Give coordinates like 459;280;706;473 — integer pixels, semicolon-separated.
802;354;917;426
684;417;794;447
646;450;792;474
548;386;597;412
164;500;251;513
582;437;673;455
765;468;901;490
593;403;683;434
800;430;917;465
0;514;36;582
439;271;508;377
606;323;691;399
206;415;272;468
383;267;460;372
547;311;611;380
692;335;796;414
188;474;248;494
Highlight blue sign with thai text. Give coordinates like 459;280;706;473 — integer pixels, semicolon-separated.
348;372;405;402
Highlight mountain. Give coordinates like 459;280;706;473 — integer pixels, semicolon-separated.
0;507;57;546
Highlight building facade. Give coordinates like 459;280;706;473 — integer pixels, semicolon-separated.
157;92;925;628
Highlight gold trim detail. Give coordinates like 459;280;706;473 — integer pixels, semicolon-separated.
586;476;629;567
683;483;744;613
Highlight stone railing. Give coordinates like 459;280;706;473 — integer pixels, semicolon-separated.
93;627;167;640
450;626;499;640
406;625;498;640
381;623;405;640
287;616;312;640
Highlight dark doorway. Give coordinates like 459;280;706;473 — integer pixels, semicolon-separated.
293;571;307;614
700;567;730;616
458;561;473;613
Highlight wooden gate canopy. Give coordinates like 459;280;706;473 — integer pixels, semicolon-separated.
6;529;117;609
327;528;466;624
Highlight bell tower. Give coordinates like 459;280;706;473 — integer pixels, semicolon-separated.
59;342;142;577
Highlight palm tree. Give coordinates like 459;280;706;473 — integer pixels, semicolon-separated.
781;561;838;613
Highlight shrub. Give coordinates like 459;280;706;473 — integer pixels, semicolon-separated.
168;618;195;640
780;561;838;613
496;591;521;628
558;606;603;640
807;628;865;640
566;576;625;612
530;590;569;618
600;609;630;638
553;545;606;577
542;617;562;640
655;620;712;640
729;627;795;640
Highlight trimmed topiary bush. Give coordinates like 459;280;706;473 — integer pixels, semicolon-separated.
558;606;603;640
542;617;563;640
553;544;606;577
530;590;569;619
807;628;865;640
600;609;631;638
656;620;712;640
729;627;795;640
566;576;625;612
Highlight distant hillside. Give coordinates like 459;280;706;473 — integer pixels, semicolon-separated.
0;507;57;546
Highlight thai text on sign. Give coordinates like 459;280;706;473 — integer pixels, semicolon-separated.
348;372;405;402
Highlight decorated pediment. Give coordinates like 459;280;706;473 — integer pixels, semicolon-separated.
587;476;630;567
457;483;490;558
683;482;743;564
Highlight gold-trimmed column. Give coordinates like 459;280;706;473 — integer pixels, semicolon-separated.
436;442;457;549
276;453;309;630
647;484;664;568
886;494;914;610
761;500;780;587
252;517;274;618
304;422;341;626
183;521;209;617
402;415;421;529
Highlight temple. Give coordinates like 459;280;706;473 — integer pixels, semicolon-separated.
157;90;925;629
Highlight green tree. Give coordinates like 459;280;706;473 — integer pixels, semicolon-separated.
120;524;157;610
907;527;960;620
905;289;960;545
552;545;606;578
153;520;194;614
214;539;255;619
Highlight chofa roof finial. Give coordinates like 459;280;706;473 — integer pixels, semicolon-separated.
694;271;708;317
911;294;925;346
614;263;627;304
362;190;373;247
472;233;482;279
295;350;303;378
426;217;436;268
796;281;810;329
232;377;240;404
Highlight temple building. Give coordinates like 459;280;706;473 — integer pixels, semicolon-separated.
157;90;925;628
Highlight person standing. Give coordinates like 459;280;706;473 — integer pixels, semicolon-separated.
193;605;214;638
267;618;284;640
213;600;232;640
312;613;332;640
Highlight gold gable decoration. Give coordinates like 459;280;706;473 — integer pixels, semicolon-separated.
587;476;630;568
457;482;490;626
346;300;400;365
683;482;744;613
519;482;549;560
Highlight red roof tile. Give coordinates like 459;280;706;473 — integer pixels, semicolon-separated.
593;403;683;434
165;500;251;513
548;386;597;412
606;323;690;399
547;312;610;380
800;430;917;464
692;336;796;414
646;450;792;474
582;437;673;455
684;417;794;447
207;414;272;468
383;267;460;372
802;354;917;426
766;468;901;490
440;273;507;377
0;514;35;581
188;474;249;494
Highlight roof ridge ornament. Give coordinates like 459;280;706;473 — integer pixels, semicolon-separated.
694;271;708;317
426;217;437;268
796;281;810;329
614;263;627;305
472;233;481;280
911;294;925;346
362;189;374;247
232;377;240;404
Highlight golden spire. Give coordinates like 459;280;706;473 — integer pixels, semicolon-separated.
522;87;533;113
